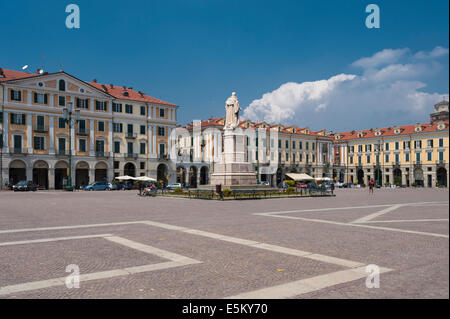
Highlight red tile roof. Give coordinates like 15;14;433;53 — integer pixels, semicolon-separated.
0;67;176;106
0;68;36;82
331;121;449;141
88;81;176;106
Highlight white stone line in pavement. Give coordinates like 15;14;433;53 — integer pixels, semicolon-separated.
350;204;402;224
259;213;449;238
0;221;146;234
0;261;182;296
225;266;392;299
0;234;113;246
104;236;202;265
0;235;202;296
257;201;449;216
143;221;365;268
363;219;449;224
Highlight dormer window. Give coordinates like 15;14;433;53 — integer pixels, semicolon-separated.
59;79;66;91
375;131;381;136
437;123;445;130
415;126;422;132
357;132;364;138
335;135;340;140
394;128;401;134
122;92;129;97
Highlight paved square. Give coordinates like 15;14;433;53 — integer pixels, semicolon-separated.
0;188;448;298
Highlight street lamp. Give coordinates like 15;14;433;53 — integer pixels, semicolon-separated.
63;102;80;191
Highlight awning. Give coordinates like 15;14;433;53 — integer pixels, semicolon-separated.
285;173;314;181
115;175;134;180
133;176;157;182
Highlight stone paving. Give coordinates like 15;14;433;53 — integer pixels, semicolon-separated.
0;188;448;298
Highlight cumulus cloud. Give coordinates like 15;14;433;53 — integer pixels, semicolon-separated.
243;46;449;131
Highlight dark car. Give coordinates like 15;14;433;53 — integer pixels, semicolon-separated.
12;181;38;192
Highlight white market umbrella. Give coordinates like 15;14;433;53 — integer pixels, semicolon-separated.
134;176;156;182
115;175;134;180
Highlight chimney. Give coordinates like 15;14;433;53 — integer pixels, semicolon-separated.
122;85;126;90
93;79;97;83
110;84;114;89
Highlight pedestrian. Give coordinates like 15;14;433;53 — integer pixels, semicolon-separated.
369;179;375;195
330;182;335;195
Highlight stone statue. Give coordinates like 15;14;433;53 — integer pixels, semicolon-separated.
224;92;241;129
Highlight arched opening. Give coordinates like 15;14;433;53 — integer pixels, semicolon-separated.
176;166;186;186
55;161;68;190
189;166;198;188
157;164;168;186
276;168;283;187
414;167;424;187
95;162;108;182
374;168;382;186
437;167;447;187
33;160;49;189
339;169;345;183
200;166;209;185
124;162;136;177
9;160;26;185
393;168;402;186
76;161;90;188
357;169;364;185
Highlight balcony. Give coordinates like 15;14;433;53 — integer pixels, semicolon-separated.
159;154;169;160
77;128;89;136
33;124;48;133
56;149;68;156
10;148;27;155
125;153;138;159
95;151;109;158
125;132;137;139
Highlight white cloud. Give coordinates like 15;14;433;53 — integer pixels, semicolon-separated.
414;46;449;59
351;48;409;69
243;47;449;131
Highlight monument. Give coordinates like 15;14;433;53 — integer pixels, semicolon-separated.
210;92;258;187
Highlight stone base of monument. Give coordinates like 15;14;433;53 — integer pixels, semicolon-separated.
209;162;258;186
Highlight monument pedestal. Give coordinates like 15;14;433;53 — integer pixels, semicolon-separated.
210;129;257;186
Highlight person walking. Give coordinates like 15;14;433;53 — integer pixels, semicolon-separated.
330;182;335;195
369;179;375;195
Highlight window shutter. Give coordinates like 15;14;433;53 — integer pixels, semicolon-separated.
21;114;26;125
34;93;38;103
44;94;48;104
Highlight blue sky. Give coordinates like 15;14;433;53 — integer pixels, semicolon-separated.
0;0;448;131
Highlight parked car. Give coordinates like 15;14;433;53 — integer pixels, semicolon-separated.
334;182;344;188
258;181;270;186
84;181;111;191
110;183;121;190
12;181;38;192
167;183;182;190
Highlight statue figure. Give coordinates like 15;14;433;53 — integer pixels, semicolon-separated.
224;92;241;129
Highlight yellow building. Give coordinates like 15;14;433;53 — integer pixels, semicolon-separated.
0;67;178;189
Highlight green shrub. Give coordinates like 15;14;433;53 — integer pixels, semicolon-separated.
222;189;232;197
286;186;295;193
285;180;295;187
173;187;183;193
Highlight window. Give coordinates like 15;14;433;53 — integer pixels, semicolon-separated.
385;143;389;151
306;154;309;163
76;98;89;109
439;151;444;162
77;120;86;134
10;90;22;101
427;139;434;148
58;96;66;107
58;118;66;129
403;141;410;149
376;154;380;163
113;123;123;133
140;142;146;154
439;138;444;147
79;139;86;152
285;152;289;161
278;139;281;148
114;141;120;153
140;162;145;169
292;153;296;163
112;103;122;113
34;93;47;104
127;124;134;134
95;101;107;111
292;141;296;149
312;154;315;162
305;142;309;150
416;152;420;163
98;121;105;132
159;108;165;117
140;106;146;116
59;80;66;91
427;152;432;161
395;153;400;163
385;154;389;163
312;143;315;151
140;125;146;135
299;141;303;150
58;138;66;153
10;113;26;125
366;155;371;163
33;136;45;150
405;153;409;162
358;155;362;165
358;145;363;152
395;142;399;150
0;133;3;148
0;112;2;124
299;153;303;162
278;152;282;162
13;135;22;151
96;140;105;153
114;161;119;169
125;104;133;114
159;143;165;155
414;140;422;149
285;140;289;149
158;126;165;136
